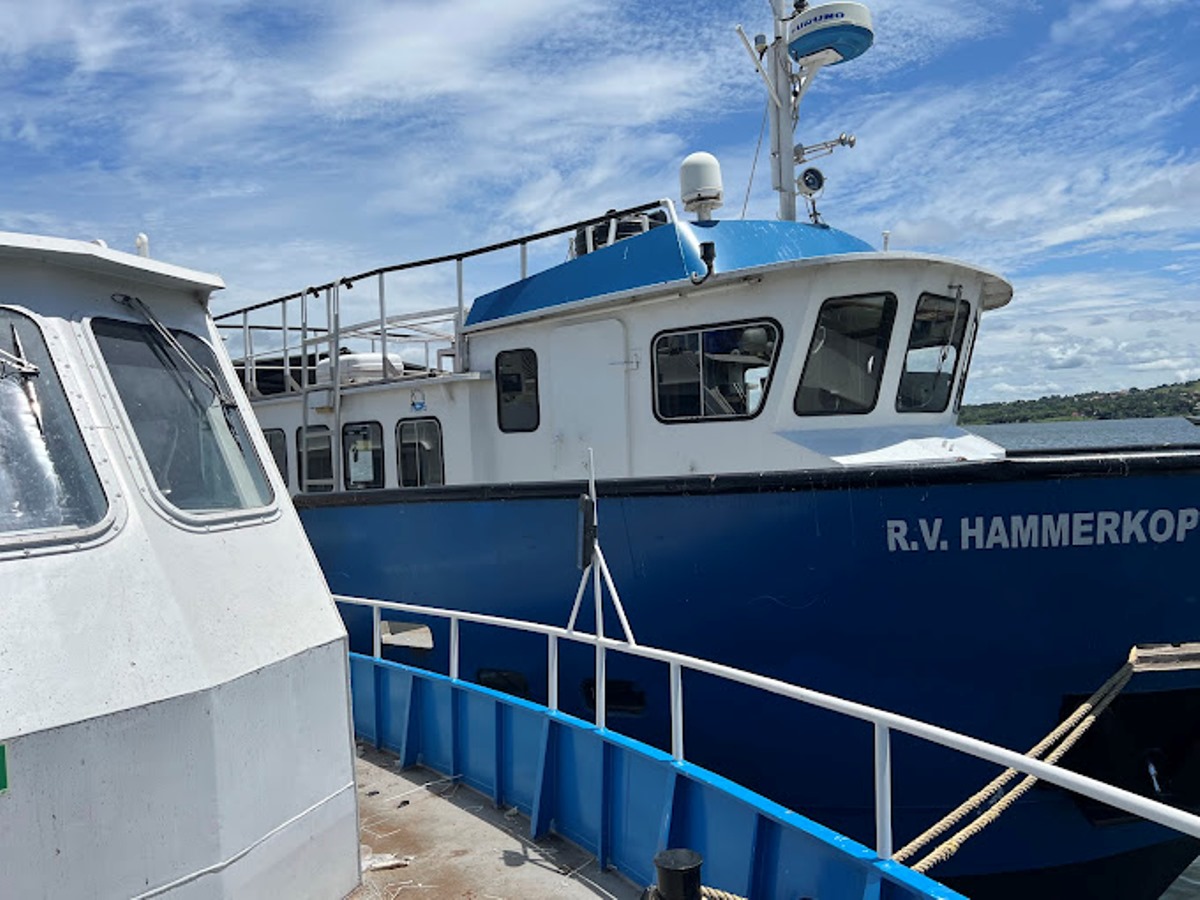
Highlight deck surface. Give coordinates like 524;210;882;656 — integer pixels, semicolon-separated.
349;744;644;900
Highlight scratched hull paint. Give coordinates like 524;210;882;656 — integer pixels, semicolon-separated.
299;455;1200;887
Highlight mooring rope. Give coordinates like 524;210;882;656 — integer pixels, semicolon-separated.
700;887;748;900
892;650;1136;873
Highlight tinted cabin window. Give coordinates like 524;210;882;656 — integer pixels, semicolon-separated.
343;421;384;490
296;425;333;492
496;349;539;432
653;321;780;421
93;318;273;511
795;294;897;416
263;428;288;486
897;293;972;413
1;308;107;533
397;418;445;487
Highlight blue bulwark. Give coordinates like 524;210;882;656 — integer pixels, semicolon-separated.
465;220;873;326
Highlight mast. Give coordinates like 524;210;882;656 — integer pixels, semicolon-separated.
769;0;799;222
750;1;875;222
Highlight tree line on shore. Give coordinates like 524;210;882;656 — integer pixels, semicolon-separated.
960;380;1200;425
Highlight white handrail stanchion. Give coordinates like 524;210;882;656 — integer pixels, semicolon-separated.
670;661;684;761
372;606;381;660
548;635;559;711
450;617;460;680
595;644;607;730
333;594;1200;843
875;723;893;858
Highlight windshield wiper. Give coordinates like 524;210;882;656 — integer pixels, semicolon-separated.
1;324;44;435
114;293;243;449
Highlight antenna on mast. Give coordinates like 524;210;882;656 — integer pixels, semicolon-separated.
743;1;874;221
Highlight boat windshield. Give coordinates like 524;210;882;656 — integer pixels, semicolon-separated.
0;308;107;535
92;317;273;513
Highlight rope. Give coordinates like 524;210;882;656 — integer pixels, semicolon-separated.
701;888;747;900
893;652;1136;873
740;100;769;220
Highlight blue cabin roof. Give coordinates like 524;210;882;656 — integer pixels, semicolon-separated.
465;219;874;326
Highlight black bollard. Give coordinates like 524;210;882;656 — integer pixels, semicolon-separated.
653;848;703;900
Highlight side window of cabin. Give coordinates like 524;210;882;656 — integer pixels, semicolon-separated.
263;428;288;486
1;308;107;534
653;320;781;421
496;349;539;433
92;318;274;511
343;421;384;490
397;418;445;487
795;294;897;416
896;293;972;413
296;425;333;493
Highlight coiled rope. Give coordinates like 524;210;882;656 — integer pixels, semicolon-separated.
892;650;1137;873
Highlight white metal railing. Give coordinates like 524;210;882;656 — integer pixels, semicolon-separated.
336;591;1200;863
213;198;678;400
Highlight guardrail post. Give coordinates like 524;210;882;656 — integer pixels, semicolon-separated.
450;617;460;680
548;635;559;711
670;661;684;761
372;606;381;660
875;723;893;858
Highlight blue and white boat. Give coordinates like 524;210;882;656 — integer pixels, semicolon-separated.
221;2;1200;896
0;233;359;897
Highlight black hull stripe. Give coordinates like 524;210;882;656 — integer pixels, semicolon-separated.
295;446;1200;509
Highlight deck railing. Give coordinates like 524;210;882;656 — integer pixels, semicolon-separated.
213;199;677;398
334;591;1200;863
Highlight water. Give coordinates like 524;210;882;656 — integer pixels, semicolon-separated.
971;416;1200;451
969;417;1200;898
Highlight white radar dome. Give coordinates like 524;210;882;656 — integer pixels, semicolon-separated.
680;152;724;221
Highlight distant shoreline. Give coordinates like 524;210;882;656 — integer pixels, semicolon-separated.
962;380;1200;425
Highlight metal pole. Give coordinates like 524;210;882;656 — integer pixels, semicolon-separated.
670;661;684;761
241;312;252;392
373;606;382;660
329;286;342;492
454;258;464;373
875;723;894;858
548;635;559;711
282;299;291;392
769;0;797;222
450;617;460;680
378;273;389;381
520;242;528;279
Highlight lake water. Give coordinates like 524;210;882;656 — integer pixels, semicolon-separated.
971;416;1200;451
969;417;1200;899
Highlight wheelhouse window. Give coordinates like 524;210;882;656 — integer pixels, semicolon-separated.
653;320;780;421
297;425;333;493
397;418;445;487
1;308;107;534
92;318;273;512
496;349;539;433
896;292;972;413
795;294;897;416
343;421;384;490
263;428;288;486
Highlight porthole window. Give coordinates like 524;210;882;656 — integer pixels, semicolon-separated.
343;421;384;490
296;425;333;493
795;294;897;416
653;320;780;421
496;349;539;433
397;418;444;487
263;428;288;486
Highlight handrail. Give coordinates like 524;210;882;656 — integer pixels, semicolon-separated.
334;592;1200;860
213;199;674;321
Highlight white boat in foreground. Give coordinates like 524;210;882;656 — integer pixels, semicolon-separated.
0;233;359;897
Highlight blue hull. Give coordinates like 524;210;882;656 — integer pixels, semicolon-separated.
299;452;1200;892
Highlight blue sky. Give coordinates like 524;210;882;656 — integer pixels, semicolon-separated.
1;0;1197;403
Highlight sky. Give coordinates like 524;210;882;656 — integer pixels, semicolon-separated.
0;0;1197;403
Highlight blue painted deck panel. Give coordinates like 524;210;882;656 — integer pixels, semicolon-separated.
348;652;962;900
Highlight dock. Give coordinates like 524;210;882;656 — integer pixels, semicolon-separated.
351;744;642;899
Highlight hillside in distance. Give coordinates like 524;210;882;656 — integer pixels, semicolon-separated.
961;380;1200;425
